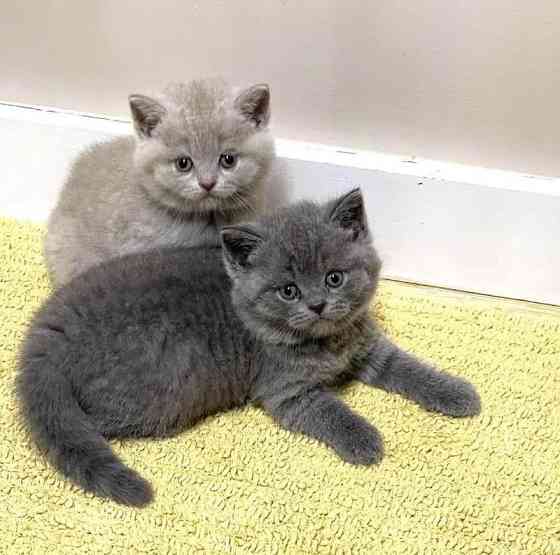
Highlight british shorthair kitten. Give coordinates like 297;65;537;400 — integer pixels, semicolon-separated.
45;78;276;285
18;189;480;506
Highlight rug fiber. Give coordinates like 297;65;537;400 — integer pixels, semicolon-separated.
1;217;559;554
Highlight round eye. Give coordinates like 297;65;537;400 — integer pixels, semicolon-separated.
325;271;344;288
175;156;193;172
278;283;300;302
219;153;237;169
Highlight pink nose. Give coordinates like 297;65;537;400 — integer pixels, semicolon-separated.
199;180;216;192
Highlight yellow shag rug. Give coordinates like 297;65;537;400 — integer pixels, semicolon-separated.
1;217;559;554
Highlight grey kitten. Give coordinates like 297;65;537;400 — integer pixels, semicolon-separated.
17;189;480;507
45;78;275;285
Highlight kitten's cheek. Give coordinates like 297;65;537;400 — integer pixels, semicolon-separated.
237;159;260;184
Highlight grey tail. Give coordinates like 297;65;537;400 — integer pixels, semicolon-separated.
17;345;153;507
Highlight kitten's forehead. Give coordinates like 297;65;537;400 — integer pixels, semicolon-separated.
157;79;252;153
261;203;350;272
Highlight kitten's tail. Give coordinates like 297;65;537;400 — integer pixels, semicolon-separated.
16;338;153;507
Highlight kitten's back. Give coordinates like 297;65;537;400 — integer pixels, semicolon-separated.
55;136;136;210
44;136;138;283
17;246;252;505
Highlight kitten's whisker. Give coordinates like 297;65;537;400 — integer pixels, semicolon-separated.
230;191;255;214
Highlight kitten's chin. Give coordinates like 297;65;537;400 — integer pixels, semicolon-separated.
302;318;356;340
179;190;254;215
307;303;371;338
308;320;340;338
266;318;349;344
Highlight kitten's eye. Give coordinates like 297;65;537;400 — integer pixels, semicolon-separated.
278;283;300;302
325;271;345;288
175;156;193;172
219;153;237;169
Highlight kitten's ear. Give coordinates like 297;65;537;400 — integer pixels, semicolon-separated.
221;225;264;270
129;94;167;138
327;188;368;240
234;84;270;127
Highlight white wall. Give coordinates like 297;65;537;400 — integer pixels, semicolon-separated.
2;1;560;176
2;105;559;305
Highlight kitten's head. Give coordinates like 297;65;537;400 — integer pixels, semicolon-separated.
221;189;382;345
130;78;274;215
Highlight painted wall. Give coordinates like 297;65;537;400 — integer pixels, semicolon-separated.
3;106;560;304
2;1;559;175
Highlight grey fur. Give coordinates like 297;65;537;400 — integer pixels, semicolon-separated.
17;190;480;507
45;78;276;285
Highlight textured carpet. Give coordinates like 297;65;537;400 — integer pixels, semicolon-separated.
1;217;559;554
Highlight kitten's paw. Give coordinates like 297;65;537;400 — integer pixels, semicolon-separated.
422;375;481;417
332;421;384;466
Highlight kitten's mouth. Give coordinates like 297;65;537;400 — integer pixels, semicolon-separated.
191;191;223;206
194;190;234;203
310;313;353;334
290;313;339;329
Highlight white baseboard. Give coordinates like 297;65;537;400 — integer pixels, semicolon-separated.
1;102;559;306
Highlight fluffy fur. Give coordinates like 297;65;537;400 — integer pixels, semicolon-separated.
45;78;277;285
18;190;480;507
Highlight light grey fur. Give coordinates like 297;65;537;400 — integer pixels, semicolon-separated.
45;78;277;285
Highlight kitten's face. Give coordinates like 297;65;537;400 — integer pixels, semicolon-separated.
131;80;274;215
222;190;382;344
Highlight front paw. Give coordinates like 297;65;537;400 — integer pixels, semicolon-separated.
332;419;384;466
422;374;481;417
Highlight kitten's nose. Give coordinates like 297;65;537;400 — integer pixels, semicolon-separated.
308;302;326;315
199;180;216;192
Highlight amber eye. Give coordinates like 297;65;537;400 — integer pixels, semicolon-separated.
175;156;193;172
219;153;237;169
325;271;344;288
278;283;300;302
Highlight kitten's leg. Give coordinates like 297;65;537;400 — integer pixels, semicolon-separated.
356;334;481;417
260;387;384;465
